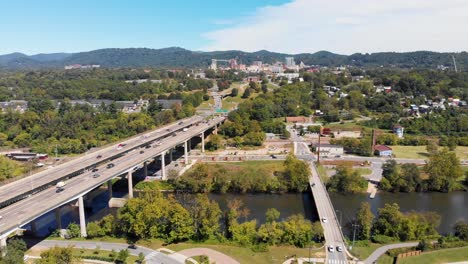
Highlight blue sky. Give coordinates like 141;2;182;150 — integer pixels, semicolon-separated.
0;0;286;54
1;0;467;55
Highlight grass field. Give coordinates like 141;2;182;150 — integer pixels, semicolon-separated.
376;254;395;264
198;97;214;109
140;240;325;264
398;247;468;264
354;168;372;176
325;122;364;131
350;243;386;259
391;145;468;160
27;247;139;264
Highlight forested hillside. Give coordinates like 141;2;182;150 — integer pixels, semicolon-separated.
0;47;466;70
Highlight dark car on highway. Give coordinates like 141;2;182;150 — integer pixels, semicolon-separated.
92;168;99;172
106;163;115;169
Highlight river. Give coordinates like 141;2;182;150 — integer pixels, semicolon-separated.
29;187;467;239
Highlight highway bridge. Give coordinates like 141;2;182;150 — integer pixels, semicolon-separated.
0;115;225;248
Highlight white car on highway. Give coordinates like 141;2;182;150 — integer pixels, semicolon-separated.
322;217;328;223
328;245;335;252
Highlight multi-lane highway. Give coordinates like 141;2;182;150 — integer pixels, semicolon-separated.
0;115;207;208
0;116;224;239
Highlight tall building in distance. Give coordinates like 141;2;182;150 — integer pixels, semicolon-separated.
285;57;296;68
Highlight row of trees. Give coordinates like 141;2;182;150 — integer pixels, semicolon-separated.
381;149;465;193
355;202;440;242
326;166;369;193
83;192;323;249
174;155;310;193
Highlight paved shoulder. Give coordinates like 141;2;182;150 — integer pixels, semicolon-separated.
177;247;240;264
364;242;418;264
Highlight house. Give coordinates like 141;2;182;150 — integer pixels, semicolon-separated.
0;100;28;113
286;116;309;123
315;144;344;158
392;124;404;138
374;145;393;157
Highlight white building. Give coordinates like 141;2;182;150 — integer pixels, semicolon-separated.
315;144;344;158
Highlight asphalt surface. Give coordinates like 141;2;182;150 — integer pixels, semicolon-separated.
31;239;183;264
0;116;225;238
364;242;418;264
0;115;206;206
288;126;348;264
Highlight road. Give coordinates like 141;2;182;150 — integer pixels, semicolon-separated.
364;242;418;264
287;126;348;264
0;115;206;208
29;239;183;264
0;116;225;238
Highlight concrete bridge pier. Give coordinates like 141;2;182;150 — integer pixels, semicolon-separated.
107;180;113;200
169;148;173;162
30;220;38;236
78;196;87;237
184;140;189;164
161;151;166;180
143;161;148;177
0;237;6;256
55;208;62;230
128;171;133;199
201;132;205;153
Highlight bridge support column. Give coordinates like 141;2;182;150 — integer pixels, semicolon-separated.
0;237;6;256
78;196;87;238
169;148;173;162
128;171;133;199
107;180;113;200
161;151;166;180
55;208;62;230
214;125;218;135
184;140;189;165
188;138;192;150
143;161;148;177
201;132;205;153
30;221;38;236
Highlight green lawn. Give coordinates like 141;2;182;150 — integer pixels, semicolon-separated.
376;254;395;264
391;145;468;160
398;247;468;264
73;248;139;264
325;122;364;130
350;243;386;259
198;97;214;109
354;168;372;176
141;240;325;264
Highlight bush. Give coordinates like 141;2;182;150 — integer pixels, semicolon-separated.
250;243;269;252
371;235;398;244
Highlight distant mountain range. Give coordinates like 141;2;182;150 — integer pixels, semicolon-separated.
0;47;466;70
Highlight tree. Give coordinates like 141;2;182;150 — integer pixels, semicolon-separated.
282;214;317;247
116;249;129;263
426;140;439;155
230;220;257;246
66;223;81;238
86;222;104;238
454;221;468;241
206;134;222;151
189;194;222;241
265;208;280;223
241;88;251;99
356;202;374;240
36;246;79;264
425;149;463;192
283;155;310;192
138;252;145;263
327;166;367;193
231;88;238;97
1;239;27;264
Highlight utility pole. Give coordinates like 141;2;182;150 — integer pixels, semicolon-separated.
317;129;321;163
351;223;359;250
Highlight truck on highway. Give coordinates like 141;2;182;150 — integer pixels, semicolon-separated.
56;181;66;192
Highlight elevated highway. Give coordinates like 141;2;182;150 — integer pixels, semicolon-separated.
0;115;206;208
0;116;225;246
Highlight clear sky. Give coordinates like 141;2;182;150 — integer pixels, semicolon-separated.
1;0;467;55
